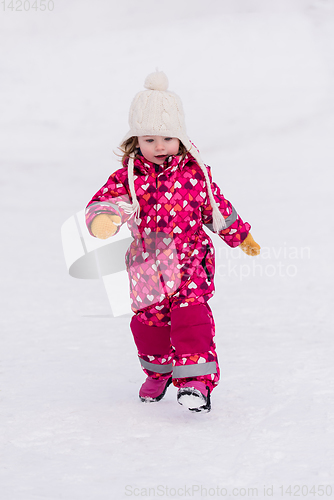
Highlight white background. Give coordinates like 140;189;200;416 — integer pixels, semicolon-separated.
1;0;333;498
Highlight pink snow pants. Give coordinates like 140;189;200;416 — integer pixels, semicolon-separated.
130;282;220;391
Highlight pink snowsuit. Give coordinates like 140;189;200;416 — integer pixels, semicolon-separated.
86;152;250;391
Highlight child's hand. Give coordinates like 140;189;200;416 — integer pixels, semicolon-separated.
91;214;121;239
239;233;261;256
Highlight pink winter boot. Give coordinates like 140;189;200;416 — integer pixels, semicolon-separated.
139;376;172;402
177;381;211;413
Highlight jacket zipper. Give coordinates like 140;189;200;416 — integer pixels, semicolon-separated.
155;164;159;186
201;244;212;282
155;164;159;261
155;164;159;222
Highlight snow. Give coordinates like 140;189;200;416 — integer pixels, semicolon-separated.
1;0;333;498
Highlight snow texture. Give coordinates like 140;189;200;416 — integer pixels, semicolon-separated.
1;0;334;498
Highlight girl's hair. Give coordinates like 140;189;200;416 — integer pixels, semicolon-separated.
117;136;189;164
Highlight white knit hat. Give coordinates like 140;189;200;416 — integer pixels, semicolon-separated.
119;71;226;232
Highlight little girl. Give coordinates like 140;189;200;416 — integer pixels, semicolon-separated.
85;71;260;413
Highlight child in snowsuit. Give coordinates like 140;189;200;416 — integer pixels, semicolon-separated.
85;71;260;412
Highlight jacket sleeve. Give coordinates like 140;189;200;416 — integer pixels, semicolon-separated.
201;165;251;248
85;168;131;237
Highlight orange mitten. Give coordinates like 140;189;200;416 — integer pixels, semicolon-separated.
239;232;261;256
91;214;121;239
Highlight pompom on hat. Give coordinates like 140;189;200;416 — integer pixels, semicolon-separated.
119;71;226;232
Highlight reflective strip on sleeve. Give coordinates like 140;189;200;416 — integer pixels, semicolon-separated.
86;201;121;217
172;361;217;378
205;205;238;232
224;205;238;228
139;357;173;374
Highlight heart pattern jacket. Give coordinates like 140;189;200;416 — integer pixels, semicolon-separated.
86;152;251;312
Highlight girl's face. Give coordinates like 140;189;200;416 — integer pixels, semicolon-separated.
137;136;180;165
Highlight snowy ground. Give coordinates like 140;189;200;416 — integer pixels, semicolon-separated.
1;1;334;498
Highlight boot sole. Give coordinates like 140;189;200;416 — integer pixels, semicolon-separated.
177;386;211;413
